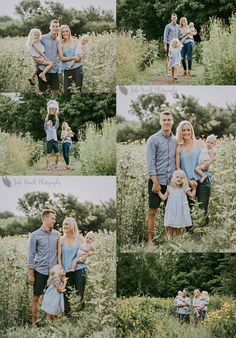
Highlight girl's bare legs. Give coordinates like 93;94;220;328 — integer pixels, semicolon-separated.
173;66;178;80
46;154;51;170
175;228;182;236
29;68;38;85
166;226;174;240
46;314;54;320
39;60;53;82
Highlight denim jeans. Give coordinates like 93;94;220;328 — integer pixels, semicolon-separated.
64;65;83;93
62;142;71;165
64;269;87;316
196;176;211;213
181;41;193;70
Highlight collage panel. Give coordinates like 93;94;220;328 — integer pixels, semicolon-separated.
0;0;116;94
0;0;117;337
0;176;116;336
0;92;116;176
117;85;236;253
117;252;236;338
117;1;236;86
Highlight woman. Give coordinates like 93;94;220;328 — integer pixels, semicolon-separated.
176;121;211;224
58;217;87;315
58;25;84;93
61;122;74;170
193;289;201;325
179;17;194;76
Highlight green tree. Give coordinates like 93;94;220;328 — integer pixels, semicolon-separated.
17;191;53;217
15;0;42;20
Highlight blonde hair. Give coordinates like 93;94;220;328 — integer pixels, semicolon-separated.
180;17;188;27
201;291;209;302
169;38;182;51
47;264;65;286
47;100;59;114
62;122;69;130
170;169;190;192
193;289;201;298
81;34;89;44
176;120;196;144
85;231;95;241
189;22;195;27
59;25;73;43
26;28;42;49
206;134;217;144
63;217;79;238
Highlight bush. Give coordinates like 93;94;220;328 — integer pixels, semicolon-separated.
0;131;44;175
196;16;236;84
79;118;116;175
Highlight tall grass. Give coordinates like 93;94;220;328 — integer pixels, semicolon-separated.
0;231;116;337
79;118;116;175
117;137;236;252
0;131;44;175
196;16;236;84
0;32;116;93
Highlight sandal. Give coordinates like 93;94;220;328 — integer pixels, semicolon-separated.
28;78;36;86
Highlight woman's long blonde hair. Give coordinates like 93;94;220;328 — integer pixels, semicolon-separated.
176;120;196;144
26;28;41;49
59;25;73;44
63;217;79;238
180;17;188;27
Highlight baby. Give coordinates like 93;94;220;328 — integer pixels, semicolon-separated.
195;134;216;183
67;34;89;70
189;22;197;44
70;231;95;271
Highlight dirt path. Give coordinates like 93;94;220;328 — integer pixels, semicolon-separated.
36;163;76;176
149;69;192;85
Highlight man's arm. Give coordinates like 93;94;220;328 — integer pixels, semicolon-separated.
55;115;59;130
44;114;49;131
27;234;36;285
146;136;161;192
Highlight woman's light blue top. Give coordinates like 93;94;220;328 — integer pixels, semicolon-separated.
180;144;210;181
59;42;83;72
61;238;87;272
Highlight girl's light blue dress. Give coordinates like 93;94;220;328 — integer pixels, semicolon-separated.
41;281;64;315
164;186;192;228
168;48;182;68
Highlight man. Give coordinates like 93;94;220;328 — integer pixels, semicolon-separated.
163;13;180;74
176;289;191;324
27;209;60;327
37;19;60;93
44;108;59;171
146;111;177;247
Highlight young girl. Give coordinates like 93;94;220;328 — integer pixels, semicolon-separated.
70;231;95;271
41;264;68;320
67;34;89;70
168;38;183;80
195;134;216;183
26;28;53;85
158;169;196;239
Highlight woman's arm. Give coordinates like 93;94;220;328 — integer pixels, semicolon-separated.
58;42;78;62
176;144;180;170
57;237;62;266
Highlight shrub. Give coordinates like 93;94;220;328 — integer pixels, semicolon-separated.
79;118;116;175
196;16;236;84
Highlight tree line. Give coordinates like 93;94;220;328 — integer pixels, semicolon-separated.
117;253;236;298
0;92;116;141
0;0;115;37
0;192;116;237
117;0;236;40
117;93;236;142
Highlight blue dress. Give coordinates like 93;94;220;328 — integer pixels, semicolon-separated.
164;186;192;228
168;48;182;68
41;281;64;315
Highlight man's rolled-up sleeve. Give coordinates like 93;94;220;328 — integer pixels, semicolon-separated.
146;136;157;176
27;234;36;269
